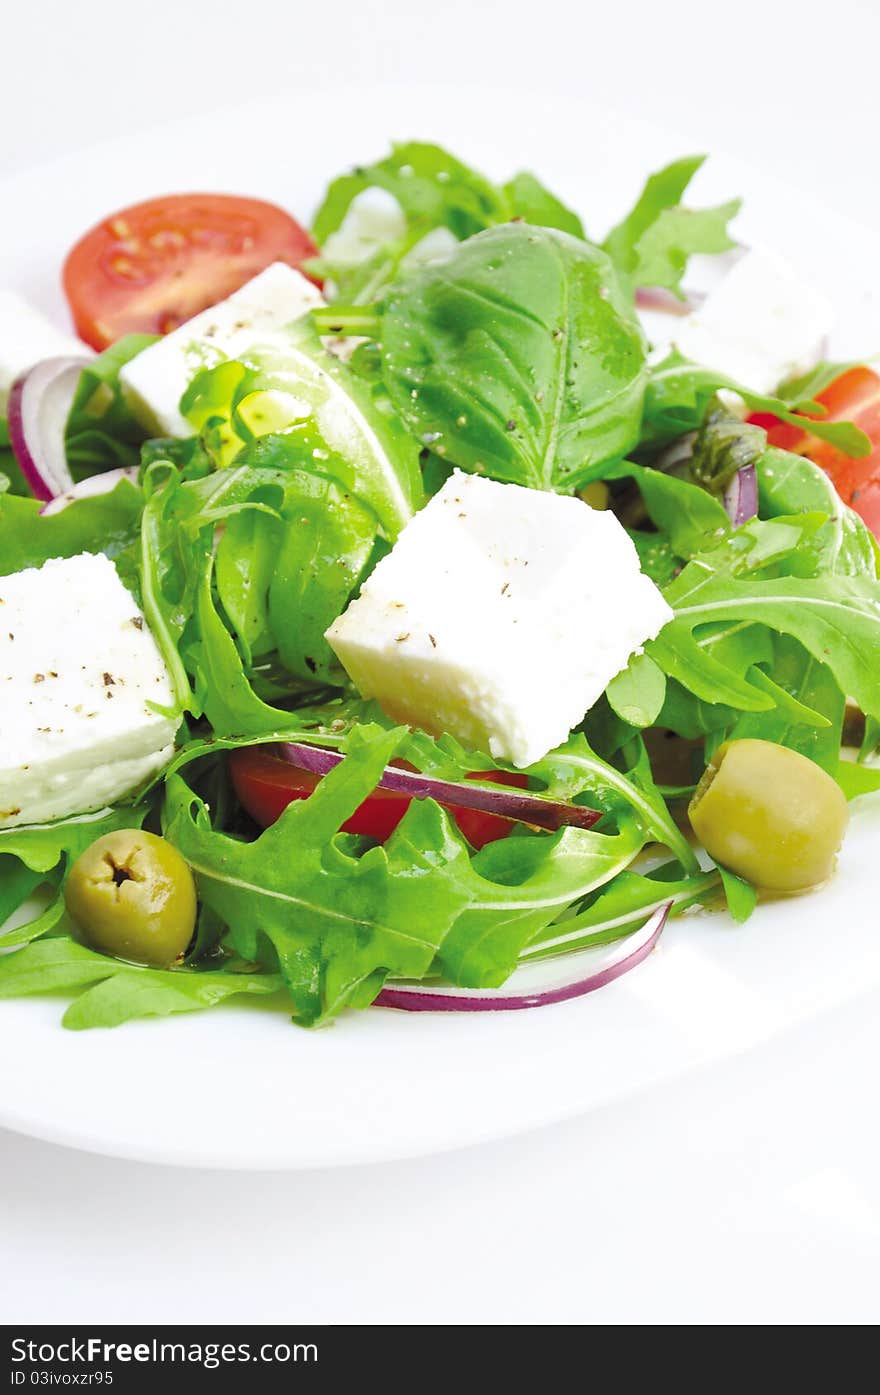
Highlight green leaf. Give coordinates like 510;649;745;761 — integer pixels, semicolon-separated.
0;888;67;949
643;352;871;457
524;863;718;959
0;935;282;1029
655;566;880;724
606;651;667;728
535;733;699;872
378;223;647;490
502;171;586;238
164;726;475;1024
437;816;644;986
312;141;510;246
0;477;142;578
183;322;423;538
214;509;281;665
722;636;844;773
0;804;147;876
606;459;731;557
0;805;148;949
64;335;157;478
603;156;740;296
267;472;378;682
717;864;757;923
835;758;880;800
690;402;767;492
756;447;879;578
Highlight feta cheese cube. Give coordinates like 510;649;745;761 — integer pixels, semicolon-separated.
671;249;833;393
0;554;178;828
0;291;92;406
119;262;325;437
326;472;672;767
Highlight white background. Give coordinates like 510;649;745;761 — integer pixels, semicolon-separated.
2;0;880;1325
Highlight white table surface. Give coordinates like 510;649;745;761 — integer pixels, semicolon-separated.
2;0;880;1326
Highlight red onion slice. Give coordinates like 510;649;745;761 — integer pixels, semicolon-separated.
7;356;92;501
635;286;702;317
277;741;601;832
374;900;672;1012
722;463;758;526
40;466;140;516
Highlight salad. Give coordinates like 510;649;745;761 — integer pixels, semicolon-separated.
1;142;879;1032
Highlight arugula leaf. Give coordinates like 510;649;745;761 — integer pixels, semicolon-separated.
311;143;585;297
0;805;147;877
603;156;740;296
214;509;280;666
523;863;718;959
534;733;698;872
717;864;757;923
719;636;844;773
181;322;422;538
756;447;879;577
312;141;510;247
653;563;880;723
0;806;149;950
774;360;864;408
606;651;667;728
164;726;475;1024
605;459;731;557
64;335;157;479
835;758;880;800
0;416;29;494
377;223;647;489
0;477;142;578
643;351;871;457
502;172;585;238
437;816;644;986
0;936;283;1029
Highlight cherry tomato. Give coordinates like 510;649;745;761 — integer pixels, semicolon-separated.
749;366;880;535
63;193;320;350
229;747;527;850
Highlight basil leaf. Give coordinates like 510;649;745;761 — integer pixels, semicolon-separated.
378;224;647;489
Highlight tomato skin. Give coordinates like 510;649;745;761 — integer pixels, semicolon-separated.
63;193;320;350
749;367;880;535
229;748;526;850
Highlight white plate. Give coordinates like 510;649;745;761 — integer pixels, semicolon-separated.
1;87;878;1169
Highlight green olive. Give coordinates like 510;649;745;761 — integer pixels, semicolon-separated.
65;829;197;968
688;738;848;893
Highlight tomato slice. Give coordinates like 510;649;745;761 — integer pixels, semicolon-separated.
63;193;320;350
229;747;527;850
749;366;880;535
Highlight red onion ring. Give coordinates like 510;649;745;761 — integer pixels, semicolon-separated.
722;463;759;526
374;900;672;1012
277;741;601;833
7;356;92;501
635;287;702;317
40;466;140;516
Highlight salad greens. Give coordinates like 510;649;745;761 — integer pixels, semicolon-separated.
1;139;879;1031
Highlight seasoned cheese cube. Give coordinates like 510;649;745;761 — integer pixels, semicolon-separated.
672;249;833;393
0;554;178;828
0;291;92;406
326;472;672;767
119;262;325;437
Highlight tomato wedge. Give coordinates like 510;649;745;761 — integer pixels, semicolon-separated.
750;366;880;535
229;747;528;850
63;193;320;350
